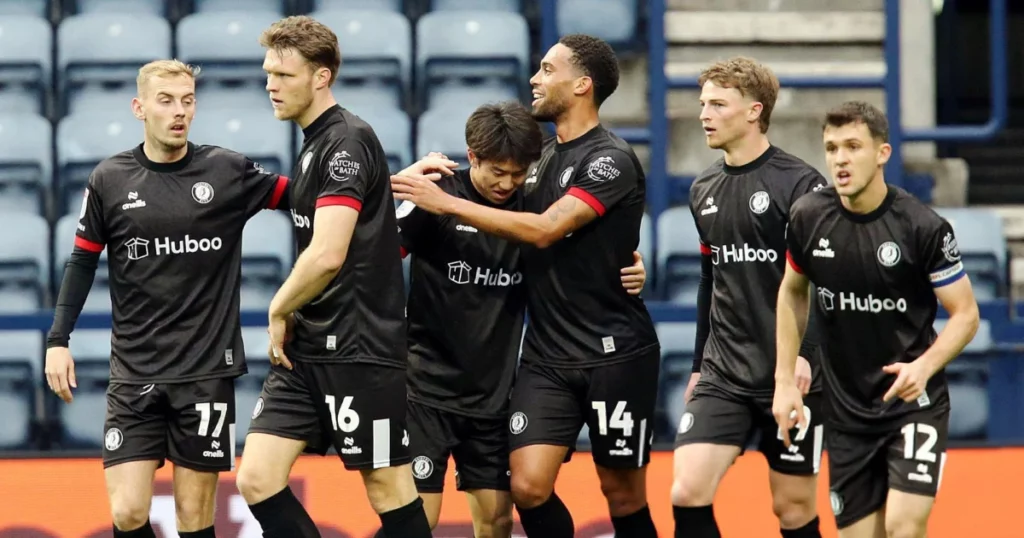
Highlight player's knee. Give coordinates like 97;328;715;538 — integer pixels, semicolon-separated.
885;517;927;538
598;470;647;515
670;474;714;507
110;499;151;532
175;494;215;531
362;466;420;513
474;511;514;538
509;473;553;510
772;493;817;529
235;464;279;504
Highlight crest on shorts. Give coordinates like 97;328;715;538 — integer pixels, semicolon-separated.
191;182;214;204
105;427;124;451
830;491;844;516
677;412;695;434
559;166;574;188
252;397;264;419
509;412;528;435
412;456;434;479
876;241;902;267
749;191;770;214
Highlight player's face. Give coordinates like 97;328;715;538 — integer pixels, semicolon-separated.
823;121;892;197
468;150;529;204
698;81;760;150
530;44;578;122
132;74;196;152
263;48;319;121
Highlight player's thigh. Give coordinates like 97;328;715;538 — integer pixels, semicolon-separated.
670;388;750;505
104;459;161;524
507;363;584;454
246;362;324;455
827;426;890;531
420;492;443;529
171;464;219;530
584;353;661;470
166;378;237;474
757;391;825;477
884;408;949;535
452;415;511;494
406;401;458;495
102;382;168;470
465;488;514;536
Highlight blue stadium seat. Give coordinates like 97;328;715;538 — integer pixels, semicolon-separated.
75;0;165;15
0;114;52;216
0;212;49;312
296;105;411;173
67;85;136;115
316;10;412;108
192;0;284;14
197;85;272;113
426;81;518;112
313;0;402;12
416;102;478;162
0;0;47;16
57;14;172;111
656;205;702;304
189;108;291;173
54;214;111;312
431;0;520;12
933;318;991;439
60;328;111;448
240;209;292;309
557;0;638;46
415;11;529;108
57;106;139;213
176;11;281;86
337;86;404;118
655;322;697;440
0;15;52;115
237;327;271;448
932;207;1007;300
0;330;42;449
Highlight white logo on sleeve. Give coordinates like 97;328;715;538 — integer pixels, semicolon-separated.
328;151;361;181
191;182;214;204
509;412;528;434
941;232;961;263
395;200;416;219
748;191;770;214
587;156;620;182
813;183;826;192
700;197;718;216
79;189;90;221
876;241;902;267
812;238;835;258
302;151;313;173
559;166;574;188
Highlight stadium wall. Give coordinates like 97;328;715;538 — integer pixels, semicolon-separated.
1;449;1020;537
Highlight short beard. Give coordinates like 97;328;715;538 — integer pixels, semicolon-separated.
531;101;564;123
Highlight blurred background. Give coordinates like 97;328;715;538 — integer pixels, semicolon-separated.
0;0;1021;535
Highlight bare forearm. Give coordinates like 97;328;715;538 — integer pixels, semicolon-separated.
449;197;552;247
918;310;980;375
775;287;810;384
269;248;343;316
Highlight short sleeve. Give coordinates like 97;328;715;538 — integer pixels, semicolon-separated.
396;200;437;258
687;192;712;257
242;157;290;217
921;219;966;288
785;203;809;274
75;172;106;253
792;168;829;203
566;149;637;217
314;133;377;212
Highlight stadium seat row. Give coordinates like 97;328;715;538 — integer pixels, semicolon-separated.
0;318;995;452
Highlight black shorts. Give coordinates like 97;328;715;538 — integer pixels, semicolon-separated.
247;361;411;470
508;350;660;469
827;406;950;529
673;382;824;476
103;377;236;472
405;400;510;493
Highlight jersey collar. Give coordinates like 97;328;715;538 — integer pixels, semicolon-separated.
722;145;777;176
302;104;343;140
132;142;194;173
553;124;605;153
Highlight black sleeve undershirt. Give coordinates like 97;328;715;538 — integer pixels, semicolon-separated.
692;252;713;374
46;248;100;348
799;287;822;358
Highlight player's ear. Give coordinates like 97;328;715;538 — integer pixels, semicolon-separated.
131;97;145;121
467;149;478;168
747;101;763;125
573;75;592;97
876;141;892;166
315;66;331;90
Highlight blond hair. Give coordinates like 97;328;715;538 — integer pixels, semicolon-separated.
699;57;780;133
136;59;200;96
259;16;341;86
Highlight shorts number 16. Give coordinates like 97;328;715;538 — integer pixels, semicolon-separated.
325;394;360;433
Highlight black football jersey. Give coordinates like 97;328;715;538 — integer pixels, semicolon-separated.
519;125;659;368
285;105;406;367
787;185;962;431
398;170;525;417
75;142;289;383
689;146;828;398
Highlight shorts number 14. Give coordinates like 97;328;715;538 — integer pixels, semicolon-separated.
591;400;634;437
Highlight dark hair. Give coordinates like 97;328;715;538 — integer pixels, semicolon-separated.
260;16;342;85
823;101;889;142
465;101;544;168
558;34;620;106
698;56;780;133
